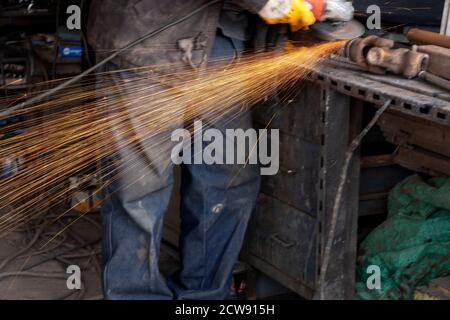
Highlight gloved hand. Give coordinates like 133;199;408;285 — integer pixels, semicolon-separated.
258;0;320;32
258;0;355;31
320;0;354;22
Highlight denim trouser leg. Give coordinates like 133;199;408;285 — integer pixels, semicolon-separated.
101;34;260;300
169;111;261;300
102;170;174;300
100;66;176;299
168;35;261;300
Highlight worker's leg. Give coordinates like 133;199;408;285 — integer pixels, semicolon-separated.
169;34;261;300
99;65;176;300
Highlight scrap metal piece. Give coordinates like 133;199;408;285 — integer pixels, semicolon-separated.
419;71;450;92
344;35;395;73
417;45;450;80
366;46;429;79
343;36;429;78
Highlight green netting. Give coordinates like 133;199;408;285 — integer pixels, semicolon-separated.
355;175;450;300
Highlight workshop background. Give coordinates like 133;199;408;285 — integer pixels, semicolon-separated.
1;0;450;300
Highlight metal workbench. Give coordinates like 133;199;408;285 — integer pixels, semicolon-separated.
242;63;450;299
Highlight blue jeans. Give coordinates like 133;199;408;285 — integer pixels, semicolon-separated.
100;34;261;300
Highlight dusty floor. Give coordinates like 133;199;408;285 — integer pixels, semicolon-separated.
0;199;301;300
0;204;103;299
0;203;183;300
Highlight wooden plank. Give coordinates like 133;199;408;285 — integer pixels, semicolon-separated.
379;112;450;158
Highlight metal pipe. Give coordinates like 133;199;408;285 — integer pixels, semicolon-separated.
407;28;450;49
419;71;450;91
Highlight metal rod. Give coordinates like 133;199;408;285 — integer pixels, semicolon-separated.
419;71;450;91
316;98;392;300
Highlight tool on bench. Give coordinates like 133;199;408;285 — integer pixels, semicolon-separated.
342;36;429;79
406;28;450;84
336;35;450;91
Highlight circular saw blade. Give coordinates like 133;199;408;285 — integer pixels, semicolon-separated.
311;19;365;41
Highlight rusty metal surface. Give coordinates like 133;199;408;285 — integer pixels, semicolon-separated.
366;47;429;79
344;36;395;74
342;36;430;79
309;64;450;126
362;73;450;101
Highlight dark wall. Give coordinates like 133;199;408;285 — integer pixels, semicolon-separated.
354;0;445;26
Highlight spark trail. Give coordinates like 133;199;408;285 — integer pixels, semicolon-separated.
0;41;344;234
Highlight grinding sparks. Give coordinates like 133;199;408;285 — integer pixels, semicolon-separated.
0;41;345;234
